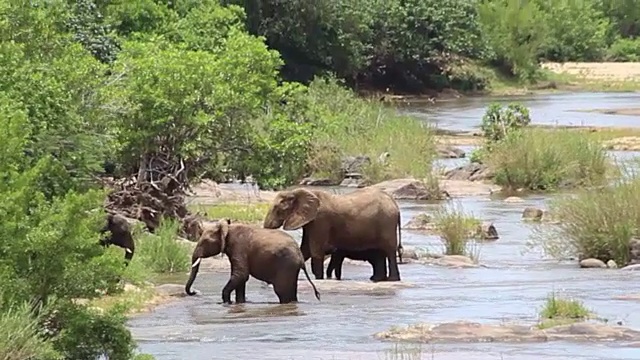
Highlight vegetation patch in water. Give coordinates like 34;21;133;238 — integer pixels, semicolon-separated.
432;203;482;261
530;173;640;266
538;292;592;329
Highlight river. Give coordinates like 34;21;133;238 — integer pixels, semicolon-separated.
128;92;640;360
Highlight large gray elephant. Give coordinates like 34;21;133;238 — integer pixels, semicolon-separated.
263;187;403;282
99;213;135;265
185;219;321;304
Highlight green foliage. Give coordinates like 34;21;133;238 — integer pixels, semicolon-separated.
136;219;191;274
537;292;591;329
607;37;640;61
190;203;271;224
480;102;531;143
485;128;609;191
531;175;640;266
432;203;482;260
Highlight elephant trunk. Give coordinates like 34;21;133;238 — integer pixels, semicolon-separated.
185;257;202;296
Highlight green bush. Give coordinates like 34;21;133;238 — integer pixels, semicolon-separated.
480;102;531;143
136;218;192;274
484;128;609;191
538;291;591;329
607;37;640;61
531;175;640;266
432;203;482;260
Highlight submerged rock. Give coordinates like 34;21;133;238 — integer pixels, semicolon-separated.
504;196;524;203
436;145;466;159
579;258;607;268
522;207;544;221
374;320;640;344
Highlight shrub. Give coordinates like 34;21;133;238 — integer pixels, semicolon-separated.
530;175;640;265
538;291;591;329
480;103;531;143
136;218;191;274
607;37;640;62
432;203;482;260
304;78;436;183
484;128;609;191
0;298;58;360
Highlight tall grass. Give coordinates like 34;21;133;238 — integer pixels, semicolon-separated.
538;291;591;329
135;218;192;274
0;298;58;360
484;128;609;191
530;171;640;266
432;203;482;260
189;203;270;224
305;78;436;183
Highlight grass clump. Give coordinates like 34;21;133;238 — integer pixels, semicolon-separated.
432;203;482;260
484;127;609;192
537;292;591;329
305;78;437;184
190;202;270;224
0;299;58;360
382;343;425;360
135;218;192;274
530;174;640;266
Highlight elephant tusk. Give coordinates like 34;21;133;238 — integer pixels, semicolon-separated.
191;258;202;268
125;248;133;254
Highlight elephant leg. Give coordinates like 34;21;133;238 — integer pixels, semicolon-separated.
370;254;387;282
326;254;336;279
334;255;345;280
273;273;298;304
222;274;248;304
385;248;401;282
311;256;324;280
235;281;247;304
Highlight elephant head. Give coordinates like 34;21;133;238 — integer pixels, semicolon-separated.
263;189;320;231
185;218;231;296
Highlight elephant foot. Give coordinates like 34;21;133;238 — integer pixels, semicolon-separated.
386;275;401;282
370;275;388;282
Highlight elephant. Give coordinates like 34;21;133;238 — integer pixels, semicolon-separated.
184;219;321;305
263;187;403;282
325;248;388;281
99;213;135;265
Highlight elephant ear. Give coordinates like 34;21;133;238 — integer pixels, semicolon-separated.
283;189;320;230
218;219;230;255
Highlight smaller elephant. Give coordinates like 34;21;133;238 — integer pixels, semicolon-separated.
326;248;388;281
99;213;135;265
185;219;321;304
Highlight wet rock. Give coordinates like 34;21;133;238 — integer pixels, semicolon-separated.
607;260;618;269
436;145;466;159
444;163;494;181
579;258;607;268
374;321;640;344
403;213;436;232
299;177;339;186
476;221;499;240
399;248;420;261
620;264;640;271
439;179;501;197
341;155;371;174
504;196;524;203
154;284;188;298
339;173;368;188
371;178;450;200
297;279;415;296
629;237;640;265
422;255;478;268
522;207;544;221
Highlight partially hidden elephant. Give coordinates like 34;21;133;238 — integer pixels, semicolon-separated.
184;219;321;304
263;187;403;282
326;248;388;281
99;213;135;265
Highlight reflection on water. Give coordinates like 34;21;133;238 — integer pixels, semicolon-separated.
129;93;640;360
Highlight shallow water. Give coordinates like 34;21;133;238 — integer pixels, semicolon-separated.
129;93;640;360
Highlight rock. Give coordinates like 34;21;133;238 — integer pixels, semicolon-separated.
629;237;640;265
444;163;494;181
436;145;466;159
403;213;436;232
432;255;478;268
297;279;415;296
522;207;544;221
607;260;618;269
439;179;501;197
371;178;450;200
374;320;640;344
399;248;420;261
341;155;371;174
299;177;338;186
477;221;499;240
620;264;640;271
154;284;188;298
579;258;607;268
504;196;524;203
339;172;369;188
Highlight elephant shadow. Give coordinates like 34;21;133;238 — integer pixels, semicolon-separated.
223;303;307;319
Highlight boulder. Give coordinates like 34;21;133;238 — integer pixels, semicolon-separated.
444;163;494;181
403;213;436;232
436;145;466;159
341;155;371;174
432;255;478;268
299;177;339;186
607;260;618;269
339;172;369;188
522;207;544;221
371;178;450;201
477;221;499;240
375;321;640;344
579;258;607;268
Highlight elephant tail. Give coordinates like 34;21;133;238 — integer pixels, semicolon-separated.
301;264;321;301
397;211;404;264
